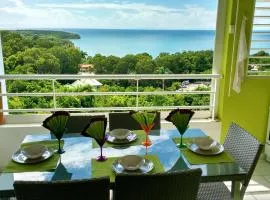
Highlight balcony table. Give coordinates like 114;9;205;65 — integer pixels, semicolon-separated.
0;129;246;200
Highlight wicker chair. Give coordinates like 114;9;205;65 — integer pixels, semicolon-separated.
114;169;202;200
109;112;160;131
66;115;105;133
198;122;264;200
13;177;110;200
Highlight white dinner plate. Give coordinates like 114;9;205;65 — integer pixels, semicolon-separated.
12;148;54;164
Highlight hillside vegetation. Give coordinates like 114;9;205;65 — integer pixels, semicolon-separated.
1;30;215;112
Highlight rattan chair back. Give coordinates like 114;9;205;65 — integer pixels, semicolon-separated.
224;123;264;188
114;169;202;200
14;177;110;200
66;115;105;133
109;112;160;131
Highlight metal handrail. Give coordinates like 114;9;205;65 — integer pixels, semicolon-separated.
0;74;221;80
0;90;215;97
0;106;213;113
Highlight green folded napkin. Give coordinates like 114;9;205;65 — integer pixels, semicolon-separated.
92;154;164;182
92;130;151;148
3;140;64;173
180;148;235;165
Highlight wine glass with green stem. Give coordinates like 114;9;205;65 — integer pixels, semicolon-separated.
43;111;70;154
165;109;194;148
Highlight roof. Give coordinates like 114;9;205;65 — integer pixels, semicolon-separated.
79;64;94;68
71;79;102;87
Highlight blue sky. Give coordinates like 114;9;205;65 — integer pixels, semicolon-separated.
0;0;218;29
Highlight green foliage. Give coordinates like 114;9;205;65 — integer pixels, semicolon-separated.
249;51;270;72
86;50;213;75
16;30;80;39
2;31;84;74
2;30;213;112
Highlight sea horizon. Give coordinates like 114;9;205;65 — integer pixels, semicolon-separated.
3;28;216;31
62;29;216;58
1;28;217;58
5;28;265;57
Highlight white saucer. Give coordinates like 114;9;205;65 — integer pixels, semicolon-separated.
188;142;224;156
12;148;54;164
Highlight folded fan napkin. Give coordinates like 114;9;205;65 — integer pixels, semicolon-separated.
91;154;164;182
92;130;151;148
2;140;64;173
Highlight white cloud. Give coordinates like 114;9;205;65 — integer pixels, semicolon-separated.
9;0;24;7
0;1;217;29
0;0;92;29
37;2;182;13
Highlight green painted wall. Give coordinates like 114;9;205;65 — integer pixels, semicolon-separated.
218;0;270;143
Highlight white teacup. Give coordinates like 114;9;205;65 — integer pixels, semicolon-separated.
194;138;217;150
119;155;144;171
110;129;131;140
21;144;47;159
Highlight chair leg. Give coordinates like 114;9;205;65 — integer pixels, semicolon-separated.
231;181;242;200
240;185;247;200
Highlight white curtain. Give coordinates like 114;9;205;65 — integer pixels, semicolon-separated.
232;16;248;94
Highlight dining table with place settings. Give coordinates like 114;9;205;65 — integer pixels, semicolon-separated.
0;128;247;200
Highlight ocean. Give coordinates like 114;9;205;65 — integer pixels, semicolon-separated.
64;29;216;57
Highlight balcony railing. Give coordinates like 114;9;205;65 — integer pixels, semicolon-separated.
0;74;221;120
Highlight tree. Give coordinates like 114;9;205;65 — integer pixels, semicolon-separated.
114;54;137;74
49;46;82;74
8;48;61;74
135;55;156;74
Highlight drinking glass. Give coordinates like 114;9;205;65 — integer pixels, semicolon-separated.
141;123;154;147
43;111;70;154
96;140;106;161
130;111;157;150
165;109;195;149
81;117;107;162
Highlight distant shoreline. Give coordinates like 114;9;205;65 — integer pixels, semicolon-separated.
2;30;81;40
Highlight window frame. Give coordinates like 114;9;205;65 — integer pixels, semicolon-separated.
247;0;270;78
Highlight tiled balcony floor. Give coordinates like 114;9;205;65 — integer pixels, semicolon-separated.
223;158;270;200
243;158;270;200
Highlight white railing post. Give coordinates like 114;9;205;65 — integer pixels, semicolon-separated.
52;79;56;111
136;79;139;110
0;33;8;116
162;79;165;91
211;78;218;120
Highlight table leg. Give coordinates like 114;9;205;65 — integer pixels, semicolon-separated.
231;181;242;200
